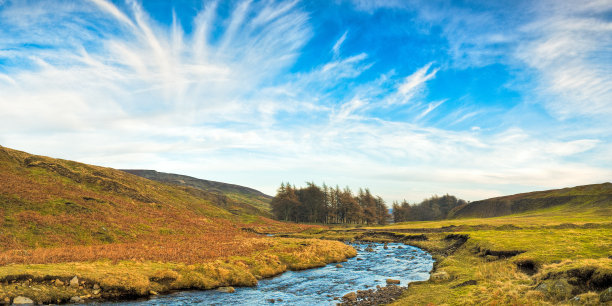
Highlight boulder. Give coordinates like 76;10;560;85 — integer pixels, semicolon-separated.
69;296;83;303
92;289;101;295
70;276;79;287
149;290;158;295
386;279;401;285
216;286;235;293
600;287;612;303
365;247;374;252
535;279;573;301
12;296;34;305
93;284;100;290
336;264;343;268
54;279;64;286
430;271;450;282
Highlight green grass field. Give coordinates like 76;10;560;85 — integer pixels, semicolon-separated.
380;205;612;305
287;197;611;305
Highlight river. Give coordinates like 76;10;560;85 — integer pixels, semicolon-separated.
102;242;433;305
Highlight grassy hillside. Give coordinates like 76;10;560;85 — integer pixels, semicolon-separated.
0;146;356;304
448;182;612;219
0;145;273;250
121;169;272;217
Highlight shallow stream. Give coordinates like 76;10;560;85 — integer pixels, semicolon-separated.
105;242;433;305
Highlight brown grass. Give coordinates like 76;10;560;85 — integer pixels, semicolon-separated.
0;234;273;265
0;238;356;304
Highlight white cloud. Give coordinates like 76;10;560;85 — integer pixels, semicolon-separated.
88;0;136;29
415;99;446;120
392;62;438;106
332;30;348;57
0;0;610;203
516;0;612;118
398;63;437;97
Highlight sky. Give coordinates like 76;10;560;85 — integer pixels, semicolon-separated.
1;0;611;203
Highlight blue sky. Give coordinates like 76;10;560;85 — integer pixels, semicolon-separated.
1;0;611;202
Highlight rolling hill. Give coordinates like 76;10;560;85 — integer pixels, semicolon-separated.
0;145;357;304
121;169;271;217
448;182;612;219
0;145;288;251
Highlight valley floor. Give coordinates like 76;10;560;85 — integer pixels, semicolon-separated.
292;209;612;305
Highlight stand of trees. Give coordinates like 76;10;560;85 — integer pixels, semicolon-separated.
392;195;467;222
270;182;390;225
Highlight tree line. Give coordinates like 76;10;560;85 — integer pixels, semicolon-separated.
391;194;467;222
270;182;390;224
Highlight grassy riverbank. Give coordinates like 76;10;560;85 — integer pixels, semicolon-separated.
0;237;356;304
292;205;612;305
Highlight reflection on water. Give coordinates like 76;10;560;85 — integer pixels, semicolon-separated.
104;242;433;305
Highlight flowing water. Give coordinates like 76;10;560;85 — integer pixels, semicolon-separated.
104;242;433;305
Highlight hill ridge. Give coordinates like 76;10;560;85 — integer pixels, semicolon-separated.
448;182;612;219
121;169;272;215
121;169;271;198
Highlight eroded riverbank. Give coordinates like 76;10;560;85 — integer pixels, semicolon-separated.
104;242;433;305
0;238;355;305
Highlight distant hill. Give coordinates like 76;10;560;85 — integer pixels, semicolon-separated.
448;183;612;219
0;145;281;250
121;170;271;216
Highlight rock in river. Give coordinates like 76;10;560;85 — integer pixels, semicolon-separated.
217;286;235;293
70;296;83;303
12;296;34;305
386;279;400;285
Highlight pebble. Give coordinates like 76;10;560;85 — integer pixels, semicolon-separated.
339;285;404;306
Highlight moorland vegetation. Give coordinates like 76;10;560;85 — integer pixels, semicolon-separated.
0;146;355;304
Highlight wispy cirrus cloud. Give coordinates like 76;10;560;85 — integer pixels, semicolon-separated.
0;0;610;203
516;0;612;119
